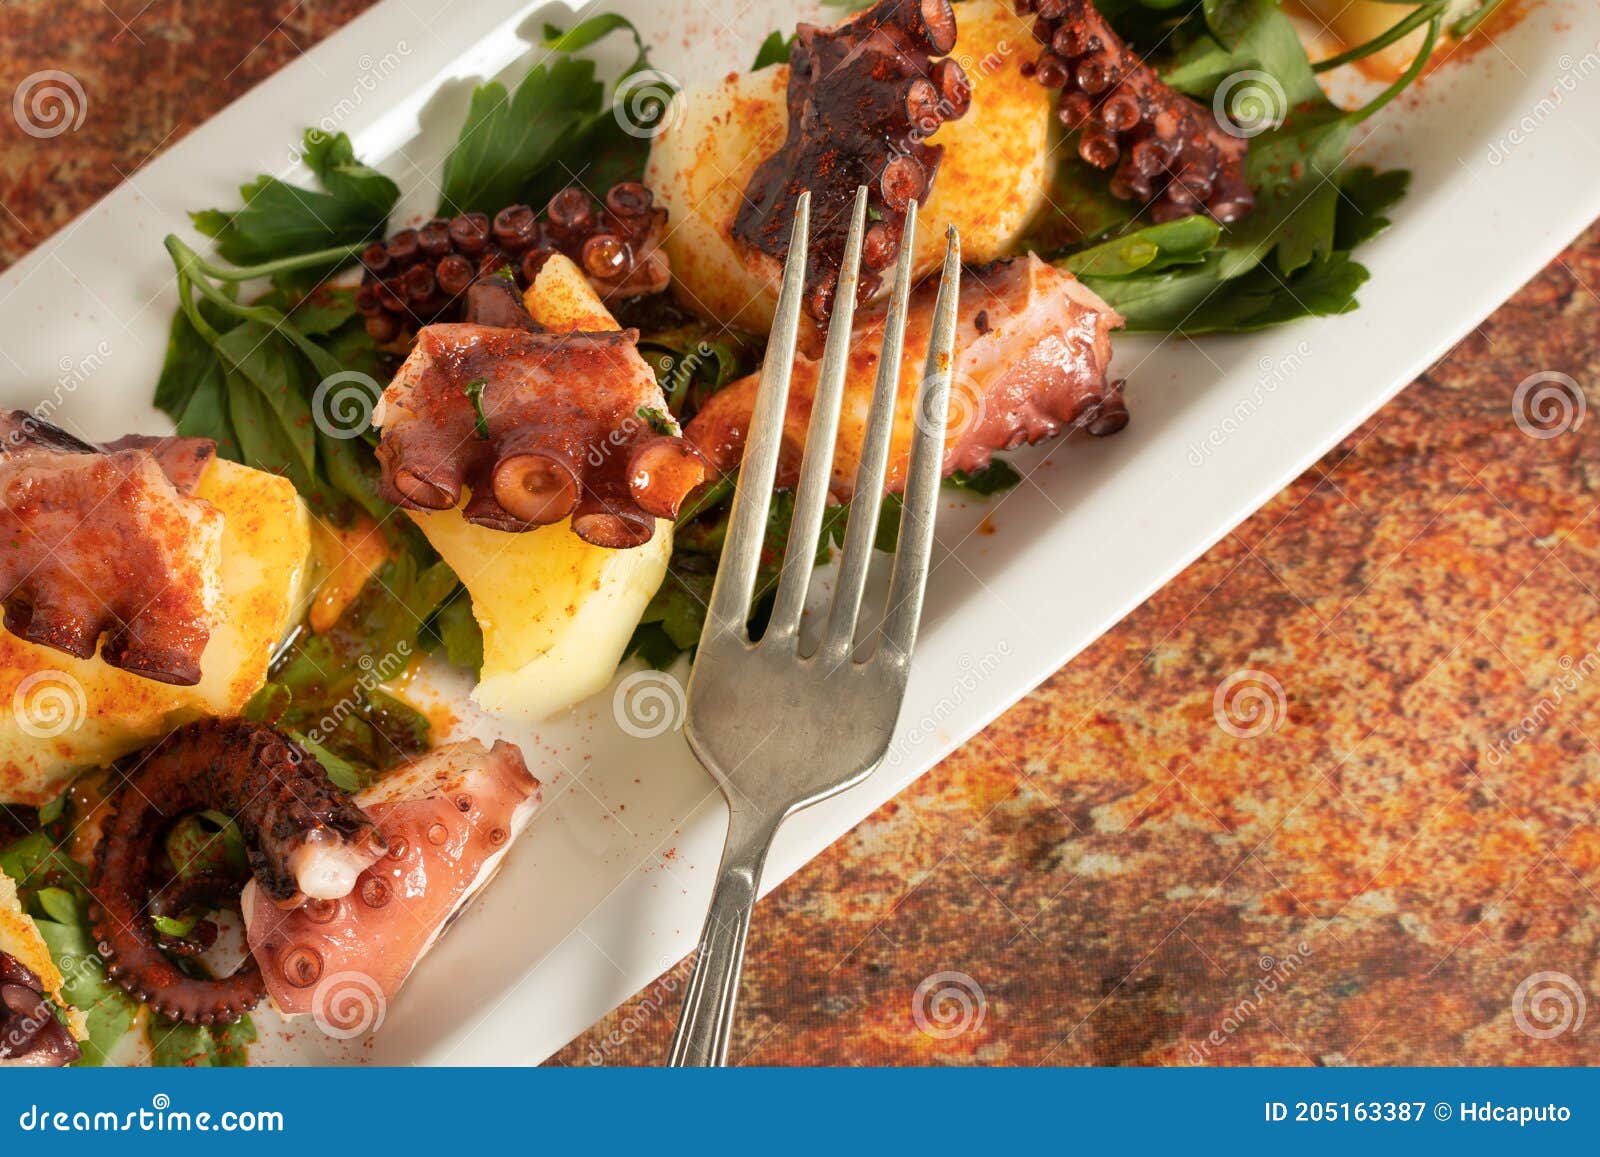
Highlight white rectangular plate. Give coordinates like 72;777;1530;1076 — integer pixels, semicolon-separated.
2;0;1597;1065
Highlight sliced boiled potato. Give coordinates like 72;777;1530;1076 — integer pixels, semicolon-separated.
0;868;85;1041
645;0;1054;329
408;508;668;719
404;255;672;721
0;458;312;805
1296;0;1477;78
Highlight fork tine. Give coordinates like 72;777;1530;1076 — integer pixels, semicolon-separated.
818;199;919;661
879;227;960;664
702;193;810;642
765;186;870;643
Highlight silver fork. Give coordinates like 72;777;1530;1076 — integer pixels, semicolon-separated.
667;186;961;1066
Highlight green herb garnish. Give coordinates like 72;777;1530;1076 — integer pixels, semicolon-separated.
947;460;1023;496
636;405;677;436
464;378;491;439
752;30;792;70
1040;0;1440;334
191;129;397;277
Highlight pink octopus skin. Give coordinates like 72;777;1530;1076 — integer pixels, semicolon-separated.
373;323;706;549
735;0;971;322
89;720;387;1026
242;740;540;1029
685;254;1126;499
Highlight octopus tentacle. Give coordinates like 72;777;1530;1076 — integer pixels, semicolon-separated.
356;182;670;344
734;0;970;321
374;312;707;547
0;411;221;686
687;254;1124;496
88;720;386;1025
147;871;241;958
0;952;80;1067
1019;0;1254;224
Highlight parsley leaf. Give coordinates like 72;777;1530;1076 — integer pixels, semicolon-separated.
463;377;491;439
192;130;397;267
2;834;138;1066
1047;0;1435;334
439;56;604;216
947;460;1023;496
1060;216;1220;278
443;15;669;214
753;31;793;69
149;1014;256;1068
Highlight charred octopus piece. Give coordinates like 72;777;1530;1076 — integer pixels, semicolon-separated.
374;316;706;549
687;254;1125;497
357;182;671;343
0;952;80;1067
0;412;220;686
89;721;386;1025
244;740;539;1027
734;0;971;321
1018;0;1253;223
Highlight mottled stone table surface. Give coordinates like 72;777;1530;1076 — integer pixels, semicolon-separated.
3;1;1596;1066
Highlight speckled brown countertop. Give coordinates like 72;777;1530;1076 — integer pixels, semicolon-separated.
4;0;1597;1067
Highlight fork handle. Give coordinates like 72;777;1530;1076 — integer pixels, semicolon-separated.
668;806;782;1066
